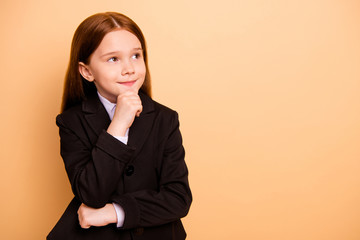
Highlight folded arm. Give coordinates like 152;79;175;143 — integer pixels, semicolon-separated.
57;115;135;208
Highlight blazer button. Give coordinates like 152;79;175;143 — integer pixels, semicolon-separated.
125;165;134;176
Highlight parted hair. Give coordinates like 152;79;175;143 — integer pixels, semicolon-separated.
61;12;151;112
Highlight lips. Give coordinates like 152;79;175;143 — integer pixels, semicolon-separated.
118;80;136;87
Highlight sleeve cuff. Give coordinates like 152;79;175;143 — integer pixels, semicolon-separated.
96;130;135;161
111;194;140;229
112;203;125;228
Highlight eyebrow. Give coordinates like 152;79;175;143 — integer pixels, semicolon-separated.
101;48;143;58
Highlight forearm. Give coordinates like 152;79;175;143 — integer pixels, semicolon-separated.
59;122;135;208
70;133;134;207
111;181;192;229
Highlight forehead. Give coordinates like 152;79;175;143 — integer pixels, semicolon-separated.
95;29;142;53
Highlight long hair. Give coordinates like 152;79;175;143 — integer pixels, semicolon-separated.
61;12;151;112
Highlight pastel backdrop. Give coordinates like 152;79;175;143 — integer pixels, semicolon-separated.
0;0;359;239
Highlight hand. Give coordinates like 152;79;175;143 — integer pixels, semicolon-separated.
77;203;117;229
107;90;142;136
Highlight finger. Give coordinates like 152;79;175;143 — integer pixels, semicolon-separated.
122;95;141;103
135;105;143;117
80;222;90;229
118;90;139;99
78;214;91;229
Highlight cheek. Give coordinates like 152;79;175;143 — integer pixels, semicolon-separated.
138;63;146;77
94;68;116;81
89;66;105;80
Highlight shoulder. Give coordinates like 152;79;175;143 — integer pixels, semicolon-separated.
153;99;178;117
151;100;181;136
140;91;177;115
139;92;181;136
56;94;104;127
141;92;179;122
56;102;83;127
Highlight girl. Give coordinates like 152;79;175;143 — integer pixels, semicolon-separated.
47;12;192;240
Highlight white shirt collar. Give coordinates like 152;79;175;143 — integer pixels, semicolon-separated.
97;92;116;120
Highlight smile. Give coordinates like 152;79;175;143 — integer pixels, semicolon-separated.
118;80;136;87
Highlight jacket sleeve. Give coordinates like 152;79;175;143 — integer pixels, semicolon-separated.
56;114;135;208
110;112;192;229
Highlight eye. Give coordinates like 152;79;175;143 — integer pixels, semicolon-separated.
131;53;142;59
108;57;118;62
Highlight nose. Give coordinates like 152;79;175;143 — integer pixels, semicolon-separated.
121;60;135;76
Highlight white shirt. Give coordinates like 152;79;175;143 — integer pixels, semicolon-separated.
97;92;127;228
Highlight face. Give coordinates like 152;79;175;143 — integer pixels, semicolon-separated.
79;29;146;103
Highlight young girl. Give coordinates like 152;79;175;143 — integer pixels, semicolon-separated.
47;12;192;240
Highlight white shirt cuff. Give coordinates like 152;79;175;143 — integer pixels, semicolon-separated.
114;129;129;145
114;135;128;145
112;203;125;228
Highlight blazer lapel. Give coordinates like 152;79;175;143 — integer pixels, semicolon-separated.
83;95;111;137
128;92;155;156
82;92;155;156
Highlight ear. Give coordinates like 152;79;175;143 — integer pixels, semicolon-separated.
78;62;95;82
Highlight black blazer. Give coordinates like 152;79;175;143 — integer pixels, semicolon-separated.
47;92;192;240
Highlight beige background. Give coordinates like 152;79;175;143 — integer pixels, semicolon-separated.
1;0;360;239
